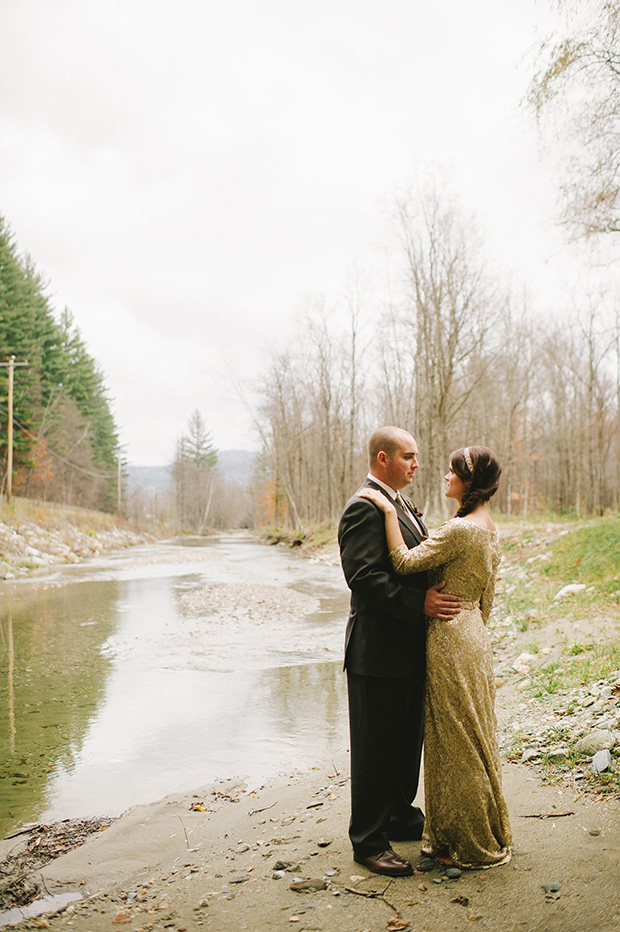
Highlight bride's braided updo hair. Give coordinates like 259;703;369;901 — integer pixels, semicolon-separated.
450;445;502;518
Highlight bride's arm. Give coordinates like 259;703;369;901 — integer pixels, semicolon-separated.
356;488;405;552
390;528;455;574
355;488;454;571
356;488;460;575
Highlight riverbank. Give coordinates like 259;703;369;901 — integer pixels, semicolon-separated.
2;516;620;929
0;498;157;578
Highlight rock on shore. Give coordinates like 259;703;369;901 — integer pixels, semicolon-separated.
0;512;154;578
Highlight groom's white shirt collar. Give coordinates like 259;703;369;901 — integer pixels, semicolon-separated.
366;473;398;500
367;473;425;537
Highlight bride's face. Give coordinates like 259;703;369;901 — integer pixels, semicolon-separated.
444;463;468;503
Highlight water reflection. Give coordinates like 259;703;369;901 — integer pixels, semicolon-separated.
0;583;119;837
0;539;350;837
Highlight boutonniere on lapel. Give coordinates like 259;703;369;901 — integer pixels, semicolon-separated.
402;496;423;519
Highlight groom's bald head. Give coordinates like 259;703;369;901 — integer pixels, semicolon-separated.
368;426;415;465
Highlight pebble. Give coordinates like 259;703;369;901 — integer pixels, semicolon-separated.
417;858;436;872
290;879;327;892
592;749;612;773
228;875;249;884
554;583;586;600
445;868;462;879
235;843;250;853
541;881;561;893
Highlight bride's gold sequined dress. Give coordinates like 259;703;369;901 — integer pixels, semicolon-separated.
391;517;512;868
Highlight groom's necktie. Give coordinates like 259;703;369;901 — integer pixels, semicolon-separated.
396;492;425;537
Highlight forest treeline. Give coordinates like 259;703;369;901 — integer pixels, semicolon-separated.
0;216;119;511
253;186;620;528
4;181;620;533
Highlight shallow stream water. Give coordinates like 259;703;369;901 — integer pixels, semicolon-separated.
0;535;350;837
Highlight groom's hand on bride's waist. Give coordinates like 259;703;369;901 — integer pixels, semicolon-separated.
424;581;462;620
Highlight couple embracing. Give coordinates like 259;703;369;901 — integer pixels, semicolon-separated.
338;426;512;877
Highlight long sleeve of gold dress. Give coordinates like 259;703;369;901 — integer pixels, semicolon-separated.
391;517;512;869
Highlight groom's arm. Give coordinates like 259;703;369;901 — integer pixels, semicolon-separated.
338;496;426;624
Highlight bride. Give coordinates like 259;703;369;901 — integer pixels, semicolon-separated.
357;445;512;869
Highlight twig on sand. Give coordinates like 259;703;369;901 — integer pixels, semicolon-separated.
343;879;399;914
178;817;203;852
248;802;277;816
520;811;574;819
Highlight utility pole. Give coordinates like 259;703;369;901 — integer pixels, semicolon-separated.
117;454;122;518
1;356;29;504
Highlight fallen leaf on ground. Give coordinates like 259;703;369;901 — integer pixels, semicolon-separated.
451;895;469;906
386;920;410;931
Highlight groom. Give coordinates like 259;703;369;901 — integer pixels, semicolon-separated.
338;426;461;877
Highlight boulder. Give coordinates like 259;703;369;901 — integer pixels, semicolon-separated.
575;730;615;755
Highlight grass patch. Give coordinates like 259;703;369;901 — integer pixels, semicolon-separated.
495;516;620;629
540;756;620;797
542;514;620;589
567;641;594;656
262;522;336;552
529;643;620;695
0;496;121;532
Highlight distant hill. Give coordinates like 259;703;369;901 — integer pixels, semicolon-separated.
126;450;258;492
125;465;172;492
217;449;259;485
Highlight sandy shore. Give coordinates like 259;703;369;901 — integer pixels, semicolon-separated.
1;750;619;932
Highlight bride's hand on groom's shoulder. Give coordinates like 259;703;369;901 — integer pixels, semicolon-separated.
356;488;395;514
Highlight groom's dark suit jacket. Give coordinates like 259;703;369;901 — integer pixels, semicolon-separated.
339;477;428;678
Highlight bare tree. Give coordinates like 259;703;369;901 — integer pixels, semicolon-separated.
527;0;620;237
390;185;498;513
254;297;371;528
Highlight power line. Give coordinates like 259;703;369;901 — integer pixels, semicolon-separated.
0;405;118;480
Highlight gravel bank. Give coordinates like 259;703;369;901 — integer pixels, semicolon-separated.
0;511;154;578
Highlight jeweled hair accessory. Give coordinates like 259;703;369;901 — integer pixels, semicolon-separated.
463;447;474;474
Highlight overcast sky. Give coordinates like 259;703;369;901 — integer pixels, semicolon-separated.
0;0;589;466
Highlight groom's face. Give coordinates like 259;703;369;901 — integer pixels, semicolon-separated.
383;435;419;491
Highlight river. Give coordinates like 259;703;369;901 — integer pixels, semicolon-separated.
0;535;350;838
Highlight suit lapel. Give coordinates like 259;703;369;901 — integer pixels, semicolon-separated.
399;492;428;538
364;478;424;544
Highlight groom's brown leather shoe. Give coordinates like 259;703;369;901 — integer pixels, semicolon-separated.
354;849;413;877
